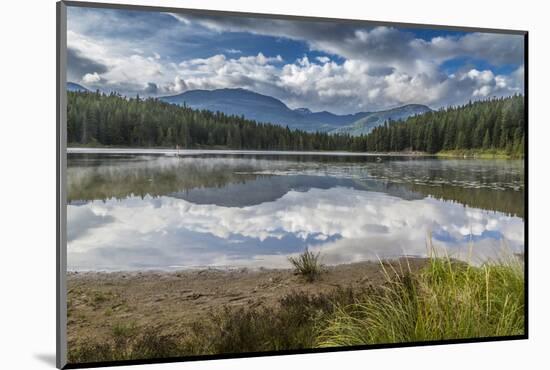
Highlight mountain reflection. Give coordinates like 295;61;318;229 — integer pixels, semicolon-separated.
170;175;424;207
68;153;524;217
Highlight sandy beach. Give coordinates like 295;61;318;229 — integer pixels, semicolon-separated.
67;259;427;345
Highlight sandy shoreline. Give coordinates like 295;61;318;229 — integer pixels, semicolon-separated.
67;259;427;344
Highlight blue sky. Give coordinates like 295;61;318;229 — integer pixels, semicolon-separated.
67;6;524;113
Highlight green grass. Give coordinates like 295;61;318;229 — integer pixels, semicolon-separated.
288;247;324;282
318;253;524;347
68;251;524;364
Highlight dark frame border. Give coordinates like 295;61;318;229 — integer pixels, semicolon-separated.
56;2;68;368
56;1;529;369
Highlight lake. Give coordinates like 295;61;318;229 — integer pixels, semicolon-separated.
66;149;524;271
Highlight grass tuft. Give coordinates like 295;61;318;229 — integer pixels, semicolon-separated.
288;247;323;282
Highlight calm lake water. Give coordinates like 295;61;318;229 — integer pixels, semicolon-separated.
67;150;524;271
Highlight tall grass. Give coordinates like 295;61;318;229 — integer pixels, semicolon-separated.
318;253;524;347
288;247;323;282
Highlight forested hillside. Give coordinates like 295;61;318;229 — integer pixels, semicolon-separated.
67;91;524;156
67;91;354;151
359;95;524;155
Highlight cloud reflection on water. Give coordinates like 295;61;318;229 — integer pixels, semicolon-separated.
67;187;524;271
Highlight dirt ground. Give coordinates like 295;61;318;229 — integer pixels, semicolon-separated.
67;259;426;344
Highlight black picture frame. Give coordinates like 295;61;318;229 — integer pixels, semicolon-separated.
56;1;529;368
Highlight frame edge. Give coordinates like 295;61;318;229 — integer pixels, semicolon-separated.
57;1;68;368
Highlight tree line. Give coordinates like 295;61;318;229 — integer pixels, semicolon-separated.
357;94;524;155
67;91;354;151
67;91;524;155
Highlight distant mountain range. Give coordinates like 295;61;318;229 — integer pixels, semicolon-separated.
66;82;89;92
331;104;432;136
158;88;431;135
68;83;431;135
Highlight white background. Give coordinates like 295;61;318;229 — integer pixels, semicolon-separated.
0;0;547;368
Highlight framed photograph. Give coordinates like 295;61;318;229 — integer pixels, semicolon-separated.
57;1;527;368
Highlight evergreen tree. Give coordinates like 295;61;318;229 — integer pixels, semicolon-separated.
482;129;491;149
